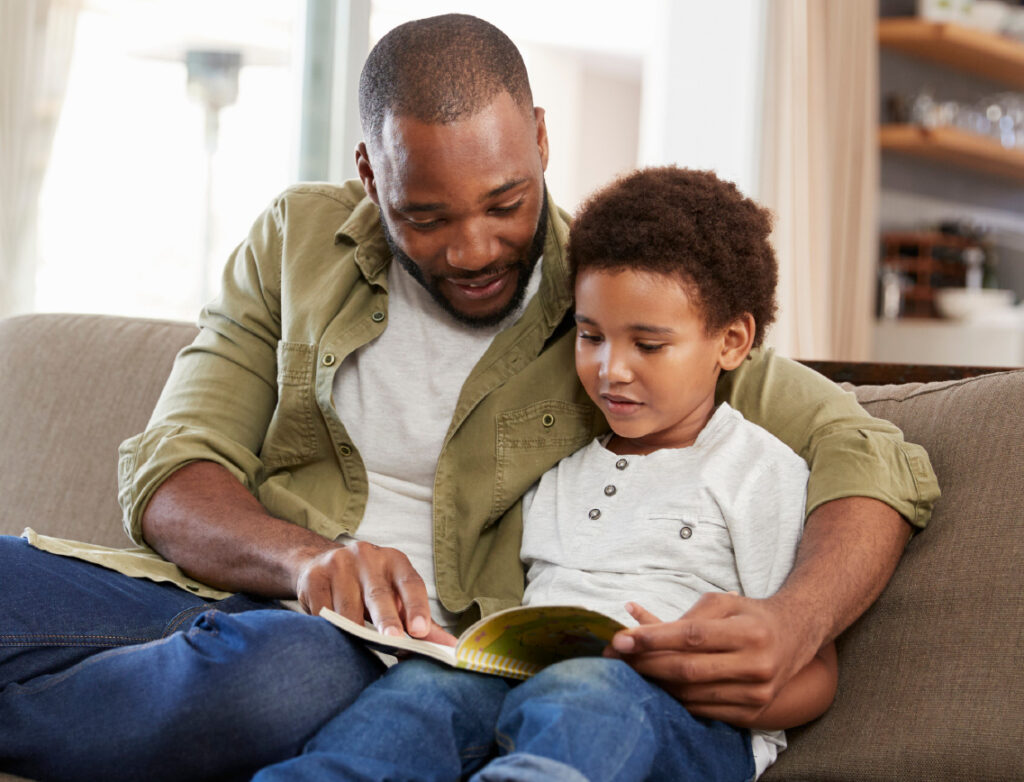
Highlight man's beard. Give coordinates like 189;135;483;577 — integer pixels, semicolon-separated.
380;189;549;328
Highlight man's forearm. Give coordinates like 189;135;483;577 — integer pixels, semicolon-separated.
769;496;911;661
141;460;336;597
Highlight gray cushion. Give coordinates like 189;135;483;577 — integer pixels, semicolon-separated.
768;370;1024;780
0;313;196;547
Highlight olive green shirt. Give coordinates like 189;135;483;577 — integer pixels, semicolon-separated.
28;181;939;629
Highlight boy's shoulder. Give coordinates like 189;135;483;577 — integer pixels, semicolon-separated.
704;403;809;478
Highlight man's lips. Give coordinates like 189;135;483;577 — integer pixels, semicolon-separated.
446;268;514;301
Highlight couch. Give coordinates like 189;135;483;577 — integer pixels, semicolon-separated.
1;312;1021;781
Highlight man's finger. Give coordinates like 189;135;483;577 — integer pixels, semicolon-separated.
625;649;776;689
611;615;758;655
625;602;662;625
391;561;432;638
362;578;405;636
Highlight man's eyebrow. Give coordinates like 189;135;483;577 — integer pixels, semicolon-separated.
395;179;529;214
483;178;528;201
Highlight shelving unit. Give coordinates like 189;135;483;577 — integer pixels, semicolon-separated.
879;231;979;318
879;124;1024;181
878;18;1024;89
878;18;1024;179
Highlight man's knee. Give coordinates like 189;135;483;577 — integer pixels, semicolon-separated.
178;607;386;730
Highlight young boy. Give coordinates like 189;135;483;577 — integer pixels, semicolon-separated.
253;167;838;782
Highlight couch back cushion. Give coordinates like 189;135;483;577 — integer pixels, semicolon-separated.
767;370;1024;780
0;313;197;547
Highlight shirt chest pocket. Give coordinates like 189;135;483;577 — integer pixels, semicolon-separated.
260;341;324;469
630;505;736;575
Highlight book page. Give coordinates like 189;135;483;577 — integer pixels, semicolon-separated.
319;608;458;666
455;605;626;679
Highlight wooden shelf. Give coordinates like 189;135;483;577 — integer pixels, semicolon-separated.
880;124;1024;181
879;18;1024;89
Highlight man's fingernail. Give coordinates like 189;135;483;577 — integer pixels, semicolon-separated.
612;635;635;653
410;616;427;635
382;625;402;637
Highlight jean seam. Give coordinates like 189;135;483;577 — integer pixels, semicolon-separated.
0;634;151;646
162;604;217;636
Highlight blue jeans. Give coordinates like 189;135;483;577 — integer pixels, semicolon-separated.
0;536;386;781
254;656;756;782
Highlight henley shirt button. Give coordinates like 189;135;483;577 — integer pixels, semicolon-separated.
588;508;601;520
322;353;336;367
371;311;386;322
604;485;616;496
541;413;556;428
615;458;628;470
679;525;693;540
339;444;353;456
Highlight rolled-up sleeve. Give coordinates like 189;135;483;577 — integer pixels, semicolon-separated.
118;200;284;544
718;348;940;528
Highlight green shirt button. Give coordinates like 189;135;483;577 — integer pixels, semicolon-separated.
541;413;555;427
339;443;353;456
322;353;336;367
371;311;385;323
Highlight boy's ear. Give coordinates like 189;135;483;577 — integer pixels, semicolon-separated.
718;313;756;371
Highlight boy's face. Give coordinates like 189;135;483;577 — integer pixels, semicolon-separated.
574;268;750;454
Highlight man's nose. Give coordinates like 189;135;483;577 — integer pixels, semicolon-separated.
445;220;500;271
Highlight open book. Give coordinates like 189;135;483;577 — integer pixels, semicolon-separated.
319;604;626;680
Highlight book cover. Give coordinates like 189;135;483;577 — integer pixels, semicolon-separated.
319;604;626;680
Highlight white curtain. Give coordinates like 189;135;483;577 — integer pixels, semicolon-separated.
759;0;878;360
0;0;80;318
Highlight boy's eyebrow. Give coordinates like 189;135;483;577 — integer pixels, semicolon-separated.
396;179;529;214
574;313;675;335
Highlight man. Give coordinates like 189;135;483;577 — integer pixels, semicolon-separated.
0;14;938;781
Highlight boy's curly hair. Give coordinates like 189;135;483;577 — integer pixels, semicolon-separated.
568;166;777;347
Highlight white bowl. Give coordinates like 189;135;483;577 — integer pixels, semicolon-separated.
935;287;1016;320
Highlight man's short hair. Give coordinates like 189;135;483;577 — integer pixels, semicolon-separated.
568;166;778;348
358;13;534;144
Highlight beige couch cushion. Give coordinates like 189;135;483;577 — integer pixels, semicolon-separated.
0;313;196;547
768;370;1024;780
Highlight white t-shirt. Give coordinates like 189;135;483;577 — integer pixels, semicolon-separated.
331;259;542;629
521;403;810;778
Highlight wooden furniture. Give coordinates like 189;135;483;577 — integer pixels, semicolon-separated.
878;18;1024;181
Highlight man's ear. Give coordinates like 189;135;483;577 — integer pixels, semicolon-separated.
355;142;379;204
718;313;756;371
534;107;549;172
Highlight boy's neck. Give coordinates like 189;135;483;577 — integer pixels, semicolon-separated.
605;401;719;456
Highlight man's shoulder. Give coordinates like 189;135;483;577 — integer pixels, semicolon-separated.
276;180;367;208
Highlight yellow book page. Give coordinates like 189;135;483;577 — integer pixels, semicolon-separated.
454;605;626;680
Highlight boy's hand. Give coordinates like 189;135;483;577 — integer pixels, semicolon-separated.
606;594;812;725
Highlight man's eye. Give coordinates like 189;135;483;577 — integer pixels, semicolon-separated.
490;199;524;215
408;218;442;231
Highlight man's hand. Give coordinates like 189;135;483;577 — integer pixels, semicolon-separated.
294;541;451;643
606;595;815;725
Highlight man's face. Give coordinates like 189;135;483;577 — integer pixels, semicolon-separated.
358;92;550;326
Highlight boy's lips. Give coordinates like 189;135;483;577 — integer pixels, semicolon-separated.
601;393;643;415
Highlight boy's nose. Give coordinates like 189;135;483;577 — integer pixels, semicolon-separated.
600;349;634;384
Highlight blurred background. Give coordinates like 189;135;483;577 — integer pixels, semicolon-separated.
2;0;1023;364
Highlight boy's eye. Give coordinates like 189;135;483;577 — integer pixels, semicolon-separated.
577;332;603;344
636;342;664;353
